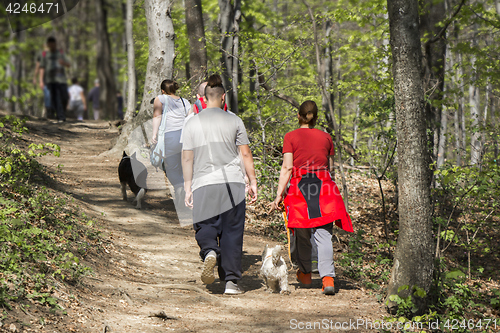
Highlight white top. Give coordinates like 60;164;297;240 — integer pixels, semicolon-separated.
68;84;83;102
158;95;191;133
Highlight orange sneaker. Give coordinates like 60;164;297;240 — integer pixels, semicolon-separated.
296;269;312;287
322;276;335;295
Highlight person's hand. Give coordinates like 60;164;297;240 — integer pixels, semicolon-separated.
39;82;44;90
151;136;158;145
247;181;257;205
185;188;193;208
268;195;282;214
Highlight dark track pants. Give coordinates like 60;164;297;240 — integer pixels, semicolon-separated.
193;183;246;281
294;223;335;278
47;83;68;121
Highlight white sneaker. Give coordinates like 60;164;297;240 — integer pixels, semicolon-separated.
224;281;243;295
201;251;217;284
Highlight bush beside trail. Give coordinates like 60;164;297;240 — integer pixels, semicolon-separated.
0;116;103;327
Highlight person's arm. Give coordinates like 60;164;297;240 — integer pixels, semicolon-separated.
239;144;258;204
269;153;293;212
33;61;40;85
329;155;335;179
39;68;45;90
182;149;194;208
58;54;70;67
151;97;163;145
80;91;87;110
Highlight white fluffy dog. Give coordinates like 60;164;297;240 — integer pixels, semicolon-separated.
260;244;290;294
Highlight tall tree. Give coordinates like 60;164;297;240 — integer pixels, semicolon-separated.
124;0;136;122
109;0;175;154
436;43;452;169
95;0;118;120
185;0;208;83
321;20;335;133
469;27;481;165
421;0;466;165
218;0;241;113
386;0;434;314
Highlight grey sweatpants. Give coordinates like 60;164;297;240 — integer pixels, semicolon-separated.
294;223;335;278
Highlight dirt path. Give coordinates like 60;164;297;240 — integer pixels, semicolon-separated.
29;118;386;333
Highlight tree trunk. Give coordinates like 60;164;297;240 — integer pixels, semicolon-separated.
321;20;334;133
469;56;481;165
109;0;175;155
218;0;240;113
437;43;452;169
453;48;462;166
95;0;118;120
454;105;461;166
386;0;434;314
124;0;136;122
231;1;241;114
352;105;360;166
421;0;446;163
185;0;208;83
459;53;466;163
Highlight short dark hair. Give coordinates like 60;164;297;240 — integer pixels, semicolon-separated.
160;79;179;95
204;74;225;102
71;77;78;84
47;36;56;44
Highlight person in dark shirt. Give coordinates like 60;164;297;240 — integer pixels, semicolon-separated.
39;36;70;122
87;79;100;120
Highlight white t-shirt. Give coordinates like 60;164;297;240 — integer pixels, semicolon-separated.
68;84;83;102
158;95;191;133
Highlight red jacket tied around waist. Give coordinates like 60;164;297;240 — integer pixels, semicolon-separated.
284;167;353;232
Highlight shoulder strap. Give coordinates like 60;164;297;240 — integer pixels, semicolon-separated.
179;97;187;116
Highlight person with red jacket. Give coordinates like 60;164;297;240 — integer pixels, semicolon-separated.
269;100;353;295
192;81;228;114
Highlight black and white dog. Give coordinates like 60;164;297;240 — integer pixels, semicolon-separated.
118;151;147;209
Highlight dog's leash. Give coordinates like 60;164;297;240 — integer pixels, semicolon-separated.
279;202;293;265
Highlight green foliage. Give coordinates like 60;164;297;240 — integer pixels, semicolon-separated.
0;116;101;309
337;229;393;290
387;285;427;317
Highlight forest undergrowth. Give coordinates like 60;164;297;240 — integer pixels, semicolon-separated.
0;116;104;328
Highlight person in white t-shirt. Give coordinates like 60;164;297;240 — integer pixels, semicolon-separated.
68;78;87;121
151;80;191;205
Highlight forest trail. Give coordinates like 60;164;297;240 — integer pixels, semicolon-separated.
29;118;386;333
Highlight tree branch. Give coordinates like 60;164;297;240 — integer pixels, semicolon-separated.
257;72;300;108
425;0;467;45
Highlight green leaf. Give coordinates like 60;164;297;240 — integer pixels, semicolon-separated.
445;270;465;279
397;285;409;293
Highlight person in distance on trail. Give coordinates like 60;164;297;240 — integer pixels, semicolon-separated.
181;74;258;295
269;100;354;295
33;44;53;119
67;77;87;121
39;36;70;123
87;79;100;120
